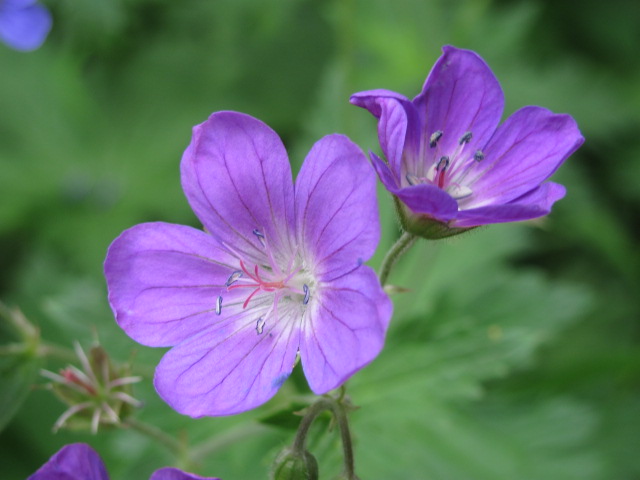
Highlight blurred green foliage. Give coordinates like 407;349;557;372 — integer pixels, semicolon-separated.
1;0;639;479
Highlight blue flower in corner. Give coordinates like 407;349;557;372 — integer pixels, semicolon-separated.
0;0;52;51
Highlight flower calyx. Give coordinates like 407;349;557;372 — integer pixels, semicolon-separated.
41;341;142;434
393;195;476;240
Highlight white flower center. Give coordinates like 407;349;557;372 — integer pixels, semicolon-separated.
215;229;314;335
405;130;485;202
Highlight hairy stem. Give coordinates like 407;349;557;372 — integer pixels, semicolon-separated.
378;231;417;286
293;396;359;480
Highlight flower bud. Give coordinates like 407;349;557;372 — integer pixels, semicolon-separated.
270;447;319;480
41;341;142;434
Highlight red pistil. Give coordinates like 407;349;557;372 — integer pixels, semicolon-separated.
436;169;446;188
228;261;286;309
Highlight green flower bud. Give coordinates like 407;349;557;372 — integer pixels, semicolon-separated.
271;447;319;480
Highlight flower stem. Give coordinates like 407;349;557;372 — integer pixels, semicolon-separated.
191;422;268;462
378;231;417;286
123;417;191;467
293;395;359;480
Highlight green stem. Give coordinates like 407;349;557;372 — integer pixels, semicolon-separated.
123;417;190;466
378;231;417;286
292;397;358;480
191;422;268;462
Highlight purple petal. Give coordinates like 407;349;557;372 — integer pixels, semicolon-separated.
350;90;421;177
150;468;220;480
454;182;566;227
294;134;380;281
28;444;109;480
0;2;52;51
413;45;504;161
370;152;400;190
300;266;391;394
105;222;241;347
393;183;459;223
462;106;584;208
181;111;295;261
154;310;300;416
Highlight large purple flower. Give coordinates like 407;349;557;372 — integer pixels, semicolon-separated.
105;111;391;417
0;0;52;51
351;45;584;238
28;443;218;480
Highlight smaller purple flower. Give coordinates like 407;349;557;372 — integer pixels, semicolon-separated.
28;443;220;480
351;45;584;238
0;0;52;51
105;111;391;417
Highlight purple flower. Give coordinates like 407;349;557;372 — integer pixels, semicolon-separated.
105;111;391;416
28;443;219;480
350;45;584;238
0;0;52;51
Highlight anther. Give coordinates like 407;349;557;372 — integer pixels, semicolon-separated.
474;150;485;161
225;270;243;287
252;229;266;247
459;131;473;145
256;317;265;335
215;295;223;315
429;130;443;148
303;284;310;305
436;156;450;171
406;173;420;186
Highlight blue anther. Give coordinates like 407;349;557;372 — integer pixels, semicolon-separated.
252;229;266;247
303;284;310;305
256;317;266;335
406;173;420;186
436;156;450;171
215;295;222;315
474;150;485;161
429;130;443;148
459;131;473;145
225;270;243;287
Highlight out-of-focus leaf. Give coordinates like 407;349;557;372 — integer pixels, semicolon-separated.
344;271;593;479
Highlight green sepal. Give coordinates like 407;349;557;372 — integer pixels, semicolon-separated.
394;195;476;239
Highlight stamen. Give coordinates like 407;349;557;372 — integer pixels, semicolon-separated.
252;229;266;247
406;173;420;186
303;284;310;305
215;295;222;315
429;130;443;148
225;270;243;287
474;150;485;161
256;317;266;335
459;131;473;145
436;156;450;171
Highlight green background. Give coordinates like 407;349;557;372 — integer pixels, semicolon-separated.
1;0;639;478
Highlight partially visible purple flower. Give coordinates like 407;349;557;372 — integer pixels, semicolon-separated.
351;45;584;238
105;111;391;417
28;443;219;480
0;0;52;51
